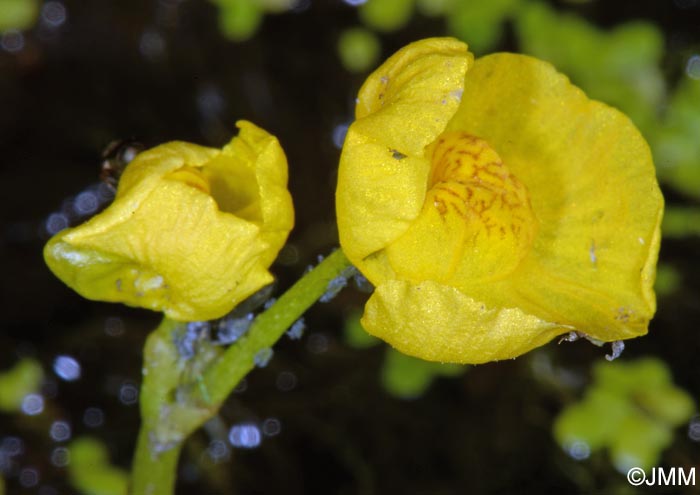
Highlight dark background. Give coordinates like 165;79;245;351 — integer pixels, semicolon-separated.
1;0;699;493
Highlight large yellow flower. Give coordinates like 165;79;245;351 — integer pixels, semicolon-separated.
44;121;294;322
336;38;663;364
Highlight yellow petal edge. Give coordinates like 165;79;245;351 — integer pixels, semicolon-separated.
44;121;294;322
337;38;663;364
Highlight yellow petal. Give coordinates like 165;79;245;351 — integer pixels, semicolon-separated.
337;38;472;282
362;280;564;364
44;122;293;321
385;131;537;284
446;53;663;341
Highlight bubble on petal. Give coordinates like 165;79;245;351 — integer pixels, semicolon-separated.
229;424;261;449
53;355;81;382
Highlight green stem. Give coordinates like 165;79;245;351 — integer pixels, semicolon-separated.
202;248;353;405
131;426;180;495
130;248;353;494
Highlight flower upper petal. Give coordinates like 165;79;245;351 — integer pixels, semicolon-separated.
446;53;663;341
337;38;472;280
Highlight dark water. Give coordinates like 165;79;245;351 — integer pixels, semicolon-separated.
1;1;700;493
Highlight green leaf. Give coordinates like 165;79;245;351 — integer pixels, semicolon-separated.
0;358;43;412
68;437;129;495
343;310;381;349
0;0;39;31
359;0;414;33
381;348;464;399
337;27;382;74
514;1;664;137
216;0;263;41
654;77;700;199
447;0;520;54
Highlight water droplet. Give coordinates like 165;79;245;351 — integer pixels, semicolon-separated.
104;316;125;337
320;265;358;302
53;355;81;381
140;29;165;59
72;191;99;215
83;407;105;428
686;54;700;80
218;314;253;344
320;277;347;303
118;382;139;405
196;84;226;119
50;447;70;467
605;340;625;361
233;378;248;394
41;1;67;27
207;440;229;462
262;418;281;437
1;30;24;53
566;440;590;460
49;421;71;442
332;123;350;149
254;348;273;368
688;415;700;441
21;394;45;416
353;271;373;293
19;467;39;487
286;318;306;340
276;371;297;391
1;437;24;456
307;333;329;354
229;424;261;448
174;322;209;358
45;213;69;235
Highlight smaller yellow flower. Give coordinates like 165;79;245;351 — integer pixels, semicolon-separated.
336;38;663;364
44;121;294;322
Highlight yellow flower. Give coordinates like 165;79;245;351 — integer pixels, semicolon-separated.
44;121;294;322
336;38;663;364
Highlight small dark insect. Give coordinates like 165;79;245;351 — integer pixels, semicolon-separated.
100;139;144;190
390;148;407;160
